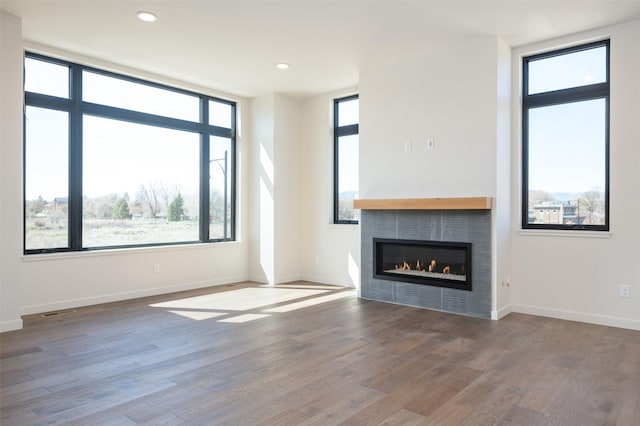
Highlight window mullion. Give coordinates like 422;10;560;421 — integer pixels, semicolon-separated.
336;123;359;137
200;98;210;242
229;103;237;241
523;83;609;109
69;64;83;250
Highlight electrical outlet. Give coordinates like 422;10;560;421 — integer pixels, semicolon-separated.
427;138;435;149
619;284;630;298
153;263;160;273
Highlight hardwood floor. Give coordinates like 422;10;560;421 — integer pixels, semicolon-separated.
1;281;638;425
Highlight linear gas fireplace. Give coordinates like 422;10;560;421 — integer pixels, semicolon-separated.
373;238;472;291
359;203;491;318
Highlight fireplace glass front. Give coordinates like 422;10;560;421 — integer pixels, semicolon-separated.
373;238;472;291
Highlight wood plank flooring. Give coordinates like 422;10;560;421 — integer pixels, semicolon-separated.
1;281;639;425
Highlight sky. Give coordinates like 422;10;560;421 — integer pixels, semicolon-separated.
528;99;605;194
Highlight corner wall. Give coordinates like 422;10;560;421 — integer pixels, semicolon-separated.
1;13;24;331
248;93;303;284
493;38;513;318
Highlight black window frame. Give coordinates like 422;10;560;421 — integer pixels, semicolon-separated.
522;40;610;232
333;94;359;225
23;52;236;254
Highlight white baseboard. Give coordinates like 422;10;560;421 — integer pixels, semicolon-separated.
511;304;640;331
0;318;24;333
299;274;355;288
247;274;303;284
21;275;249;316
274;274;304;285
247;274;269;284
246;274;347;287
491;304;513;320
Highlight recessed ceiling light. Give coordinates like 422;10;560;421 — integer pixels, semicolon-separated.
276;63;290;70
137;11;157;22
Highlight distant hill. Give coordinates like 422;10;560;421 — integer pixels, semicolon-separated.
340;191;358;200
529;190;604;202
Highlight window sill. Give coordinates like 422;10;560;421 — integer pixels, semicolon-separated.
22;240;242;262
517;229;611;239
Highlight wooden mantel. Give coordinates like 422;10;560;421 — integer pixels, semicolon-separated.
353;197;493;210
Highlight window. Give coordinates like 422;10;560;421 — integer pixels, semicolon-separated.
334;95;359;224
522;40;609;231
24;53;236;253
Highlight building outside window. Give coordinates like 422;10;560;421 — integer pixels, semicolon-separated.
23;53;236;253
334;94;359;224
522;40;609;231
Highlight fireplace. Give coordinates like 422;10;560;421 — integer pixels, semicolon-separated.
374;238;471;291
358;204;491;319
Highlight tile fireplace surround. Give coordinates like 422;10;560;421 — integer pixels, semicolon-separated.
355;198;492;319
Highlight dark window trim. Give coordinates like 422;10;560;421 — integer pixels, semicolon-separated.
23;52;237;254
333;94;359;225
521;39;610;232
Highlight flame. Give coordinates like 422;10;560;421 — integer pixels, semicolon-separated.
394;259;451;274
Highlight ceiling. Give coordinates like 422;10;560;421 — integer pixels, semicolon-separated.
3;1;640;99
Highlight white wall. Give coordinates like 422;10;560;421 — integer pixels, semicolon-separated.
510;20;640;330
359;36;510;313
1;13;24;331
273;94;302;283
0;15;251;321
359;37;500;199
248;93;303;284
299;88;360;288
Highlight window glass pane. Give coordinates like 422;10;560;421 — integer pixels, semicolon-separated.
24;58;69;98
83;71;200;122
338;98;359;126
83;116;200;247
528;46;606;95
209;101;232;128
337;134;359;222
25;107;69;249
210;136;232;239
527;98;606;225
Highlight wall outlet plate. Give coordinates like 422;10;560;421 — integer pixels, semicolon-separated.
620;284;630;298
404;141;413;152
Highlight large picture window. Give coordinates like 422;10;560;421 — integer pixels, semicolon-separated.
334;95;359;224
24;53;236;253
522;40;609;231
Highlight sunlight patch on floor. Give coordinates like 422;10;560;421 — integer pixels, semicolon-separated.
218;314;270;323
150;287;328;311
263;291;354;313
